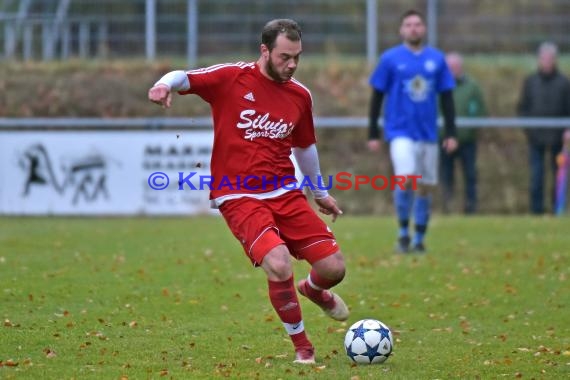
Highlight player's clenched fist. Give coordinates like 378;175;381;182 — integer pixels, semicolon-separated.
148;84;172;108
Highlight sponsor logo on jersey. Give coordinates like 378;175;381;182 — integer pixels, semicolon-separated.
424;59;436;72
404;75;431;102
236;109;295;141
243;92;256;102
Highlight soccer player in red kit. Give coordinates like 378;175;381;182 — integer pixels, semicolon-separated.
148;19;348;364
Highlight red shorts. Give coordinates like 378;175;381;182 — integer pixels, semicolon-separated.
219;190;339;266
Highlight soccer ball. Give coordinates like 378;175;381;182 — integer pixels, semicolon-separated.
344;319;393;364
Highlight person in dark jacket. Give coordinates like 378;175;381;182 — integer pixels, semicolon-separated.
440;52;487;214
517;42;570;214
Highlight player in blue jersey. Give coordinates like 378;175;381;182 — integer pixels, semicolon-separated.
368;9;458;253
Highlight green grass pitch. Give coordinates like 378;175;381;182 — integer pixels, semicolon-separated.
0;216;569;379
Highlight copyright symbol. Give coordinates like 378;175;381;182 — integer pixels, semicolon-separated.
148;172;169;190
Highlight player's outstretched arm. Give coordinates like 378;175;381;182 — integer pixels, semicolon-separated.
148;70;190;109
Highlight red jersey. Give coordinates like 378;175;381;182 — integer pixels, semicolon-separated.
179;62;316;205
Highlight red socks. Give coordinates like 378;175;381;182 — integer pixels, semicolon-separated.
267;271;343;352
268;276;312;351
301;269;341;309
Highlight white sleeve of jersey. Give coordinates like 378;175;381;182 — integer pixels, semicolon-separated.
292;144;329;199
154;70;190;91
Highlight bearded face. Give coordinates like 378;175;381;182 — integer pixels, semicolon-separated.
261;34;302;82
400;15;426;48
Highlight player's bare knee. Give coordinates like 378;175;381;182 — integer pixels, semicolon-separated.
262;246;293;281
393;177;415;191
264;260;292;281
314;252;345;282
318;265;345;286
417;184;435;196
390;175;407;191
330;254;346;280
331;266;346;282
405;177;417;191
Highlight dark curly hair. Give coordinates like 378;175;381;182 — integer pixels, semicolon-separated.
261;19;302;51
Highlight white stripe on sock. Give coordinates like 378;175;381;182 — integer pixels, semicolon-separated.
283;321;305;335
307;275;323;291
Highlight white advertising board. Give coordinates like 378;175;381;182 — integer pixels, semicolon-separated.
0;131;217;215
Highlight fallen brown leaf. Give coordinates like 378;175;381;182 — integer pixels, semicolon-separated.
537;345;550;353
5;359;18;367
432;327;453;333
504;284;517;294
44;348;57;358
446;283;458;291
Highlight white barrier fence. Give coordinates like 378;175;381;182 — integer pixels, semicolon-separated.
1;117;569;216
0;130;216;215
1;117;570;129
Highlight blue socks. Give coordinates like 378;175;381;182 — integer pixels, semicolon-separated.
395;189;432;245
413;195;431;245
394;188;414;237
